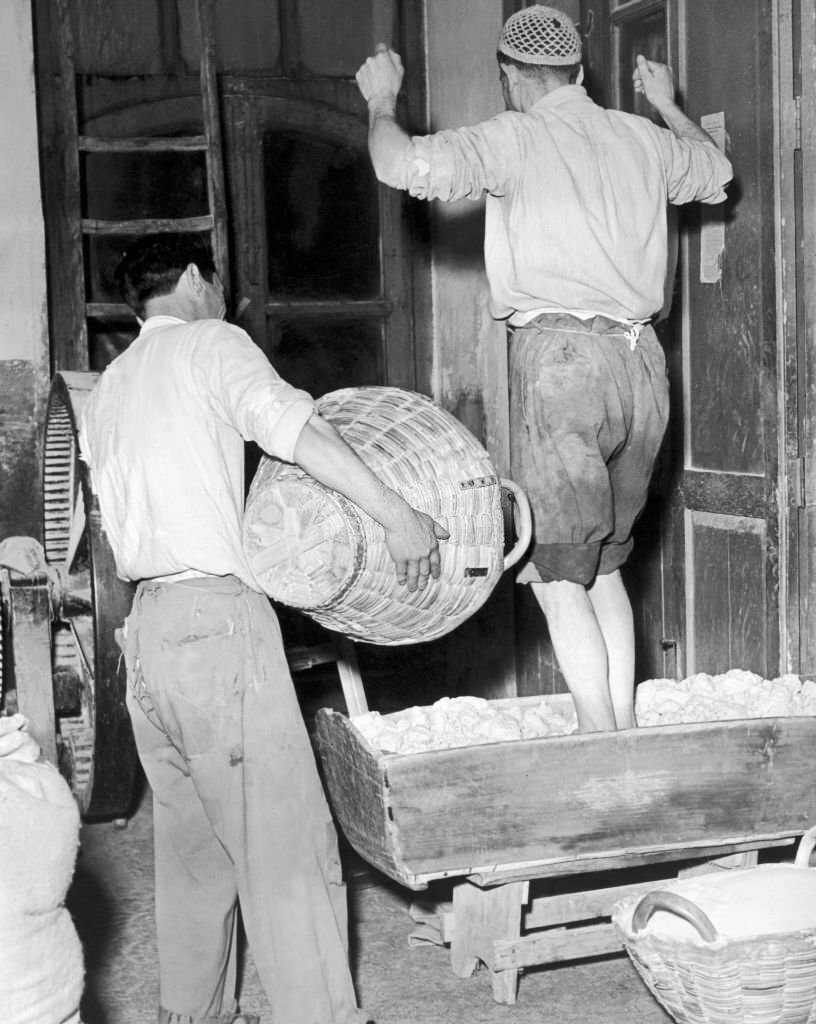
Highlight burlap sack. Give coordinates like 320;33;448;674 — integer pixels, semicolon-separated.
0;755;84;1024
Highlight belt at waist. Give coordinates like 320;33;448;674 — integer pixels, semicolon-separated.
509;311;652;349
135;572;254;596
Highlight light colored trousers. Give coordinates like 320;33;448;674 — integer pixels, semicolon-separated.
123;575;365;1024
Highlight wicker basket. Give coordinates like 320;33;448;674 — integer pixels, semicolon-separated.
242;386;531;645
612;827;816;1024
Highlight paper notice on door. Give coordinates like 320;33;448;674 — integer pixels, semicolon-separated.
699;112;727;284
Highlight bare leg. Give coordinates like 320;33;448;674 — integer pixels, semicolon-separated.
529;579;616;732
587;570;635;729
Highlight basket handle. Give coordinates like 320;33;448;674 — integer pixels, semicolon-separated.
500;479;533;572
631;890;719;942
795;825;816;868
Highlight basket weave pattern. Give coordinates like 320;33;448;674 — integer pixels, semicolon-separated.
243;387;508;645
613;829;816;1024
624;930;816;1024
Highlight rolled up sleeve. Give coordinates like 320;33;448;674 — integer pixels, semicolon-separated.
400;116;517;202
661;133;733;205
204;326;316;461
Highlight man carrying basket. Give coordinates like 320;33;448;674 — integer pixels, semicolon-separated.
80;233;448;1024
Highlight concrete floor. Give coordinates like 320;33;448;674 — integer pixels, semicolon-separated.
67;776;673;1024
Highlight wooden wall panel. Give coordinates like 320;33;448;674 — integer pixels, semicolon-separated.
685;0;774;477
178;0;282;74
71;0;166;75
297;0;381;76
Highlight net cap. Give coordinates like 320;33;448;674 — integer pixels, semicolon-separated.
498;5;582;67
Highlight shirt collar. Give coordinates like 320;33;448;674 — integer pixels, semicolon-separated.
139;315;187;335
530;83;590;113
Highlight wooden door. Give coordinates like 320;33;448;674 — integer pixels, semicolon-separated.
223;90;419;398
577;0;785;684
221;76;450;696
670;0;781;678
781;0;816;675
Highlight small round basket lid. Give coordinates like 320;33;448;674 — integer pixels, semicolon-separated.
243;386;530;645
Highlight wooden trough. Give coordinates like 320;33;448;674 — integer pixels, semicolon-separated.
315;695;816;1004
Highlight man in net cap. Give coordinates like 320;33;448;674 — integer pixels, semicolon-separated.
498;4;583;65
356;8;732;733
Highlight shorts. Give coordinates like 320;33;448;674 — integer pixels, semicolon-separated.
509;313;669;586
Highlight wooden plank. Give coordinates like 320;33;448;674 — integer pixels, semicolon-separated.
523;878;667;930
334;637;368;717
370;0;396;48
45;0;88;370
85;302;137;320
677;848;758;878
286;642;337;673
383;716;816;877
795;0;816;676
464;837;793;886
196;0;230;287
493;921;622;971
9;580;58;767
264;299;393;319
82;215;214;235
79;135;208;152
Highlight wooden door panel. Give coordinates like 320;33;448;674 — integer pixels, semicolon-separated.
685;511;768;675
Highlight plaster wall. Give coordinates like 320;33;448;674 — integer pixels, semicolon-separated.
424;0;507;470
424;0;581;472
0;0;49;539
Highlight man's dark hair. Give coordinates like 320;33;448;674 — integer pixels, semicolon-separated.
497;54;581;86
114;233;217;319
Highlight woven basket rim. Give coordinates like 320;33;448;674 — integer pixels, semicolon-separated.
614;867;816;949
618;922;816;953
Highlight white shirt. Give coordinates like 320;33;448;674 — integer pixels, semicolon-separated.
402;85;733;322
79;315;315;588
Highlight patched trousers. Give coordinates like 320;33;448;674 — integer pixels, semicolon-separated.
123;575;365;1024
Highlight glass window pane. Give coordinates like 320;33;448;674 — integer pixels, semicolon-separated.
84;231;211;304
82;150;208;221
88;320;137;372
617;10;667;120
84;235;131;304
264;132;380;300
268;318;384;397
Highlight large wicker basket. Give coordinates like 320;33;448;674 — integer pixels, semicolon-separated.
242;386;531;645
612;827;816;1024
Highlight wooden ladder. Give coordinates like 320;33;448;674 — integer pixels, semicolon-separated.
48;0;367;720
52;0;230;363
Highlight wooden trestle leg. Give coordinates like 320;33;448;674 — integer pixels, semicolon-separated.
449;878;529;1004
